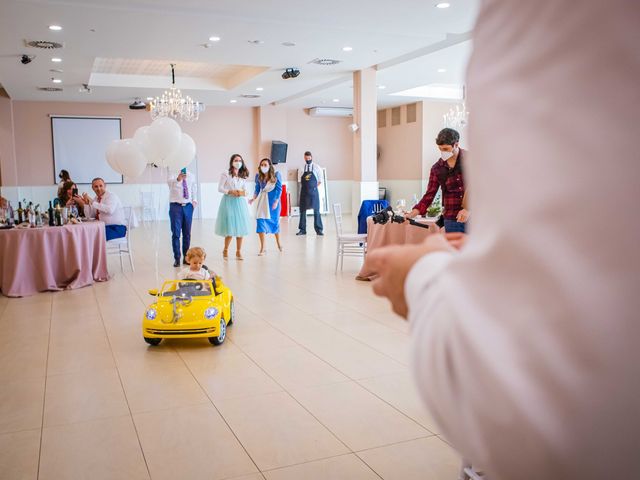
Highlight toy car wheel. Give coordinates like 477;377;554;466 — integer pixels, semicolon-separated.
209;318;227;345
144;337;162;346
227;298;235;325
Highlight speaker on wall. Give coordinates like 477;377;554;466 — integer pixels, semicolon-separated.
270;140;288;164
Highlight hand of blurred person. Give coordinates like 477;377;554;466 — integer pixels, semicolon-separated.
456;208;470;223
406;208;420;219
73;195;86;207
177;173;186;182
445;232;467;250
369;234;456;318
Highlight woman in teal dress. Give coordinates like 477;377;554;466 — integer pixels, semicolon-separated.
249;158;283;255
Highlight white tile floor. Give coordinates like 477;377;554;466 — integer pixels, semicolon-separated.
0;217;461;479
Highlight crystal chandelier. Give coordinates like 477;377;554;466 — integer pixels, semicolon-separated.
443;86;469;129
149;64;205;122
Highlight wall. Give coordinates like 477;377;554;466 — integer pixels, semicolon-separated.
0;95;17;188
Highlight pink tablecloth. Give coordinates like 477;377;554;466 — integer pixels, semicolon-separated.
0;222;109;297
356;217;439;280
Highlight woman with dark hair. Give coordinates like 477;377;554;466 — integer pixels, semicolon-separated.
57;180;83;217
215;154;251;260
57;169;71;198
249;158;283;255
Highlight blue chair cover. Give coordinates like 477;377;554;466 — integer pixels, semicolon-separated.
357;200;389;234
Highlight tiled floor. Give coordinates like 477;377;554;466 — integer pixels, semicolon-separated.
0;217;460;479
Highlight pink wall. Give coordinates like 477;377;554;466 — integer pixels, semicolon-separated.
377;103;423;180
284;108;352;180
0;96;17;186
5;101;352;186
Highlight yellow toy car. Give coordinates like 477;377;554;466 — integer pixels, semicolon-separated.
142;278;234;346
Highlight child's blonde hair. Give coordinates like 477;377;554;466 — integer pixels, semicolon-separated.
185;247;206;263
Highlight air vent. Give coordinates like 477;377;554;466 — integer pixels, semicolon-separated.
38;87;63;92
309;58;341;66
25;40;63;49
240;94;261;99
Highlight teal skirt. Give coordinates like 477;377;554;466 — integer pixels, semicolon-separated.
215;195;251;237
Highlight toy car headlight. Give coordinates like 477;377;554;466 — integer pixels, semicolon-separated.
204;307;218;319
145;308;157;320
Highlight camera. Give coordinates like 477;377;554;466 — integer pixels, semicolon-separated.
72;187;78;196
372;206;404;225
20;54;33;65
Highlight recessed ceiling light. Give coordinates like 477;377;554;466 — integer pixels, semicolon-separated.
51;78;62;83
281;41;296;47
256;87;264;91
208;36;221;42
435;2;450;8
230;99;237;103
378;85;387;90
51;57;62;62
146;97;154;101
49;25;63;31
332;98;340;102
342;46;353;52
437;68;447;73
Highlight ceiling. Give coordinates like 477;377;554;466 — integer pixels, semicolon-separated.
0;0;479;109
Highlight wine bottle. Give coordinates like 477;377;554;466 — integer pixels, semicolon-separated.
48;201;54;227
55;204;62;226
17;201;24;224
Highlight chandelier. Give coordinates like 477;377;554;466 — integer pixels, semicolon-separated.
149;64;205;122
443;85;469;129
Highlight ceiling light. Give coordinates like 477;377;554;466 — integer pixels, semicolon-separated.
148;63;205;122
378;85;387;90
146;97;154;101
51;78;62;83
436;3;451;8
281;41;296;47
51;57;62;62
230;99;237;103
342;46;353;52
437;68;447;73
48;25;63;31
332;98;340;103
208;36;221;42
256;87;264;91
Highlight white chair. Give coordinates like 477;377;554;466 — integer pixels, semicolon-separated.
333;203;367;274
107;206;134;272
140;191;156;224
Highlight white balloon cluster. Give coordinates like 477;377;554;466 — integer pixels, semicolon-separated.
106;117;196;178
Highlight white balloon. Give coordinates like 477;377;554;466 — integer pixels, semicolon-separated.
164;133;196;170
105;139;147;178
132;126;156;164
147;117;182;165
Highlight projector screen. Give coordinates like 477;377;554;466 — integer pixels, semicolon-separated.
51;116;123;185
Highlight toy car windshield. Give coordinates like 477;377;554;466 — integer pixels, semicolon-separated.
161;281;212;298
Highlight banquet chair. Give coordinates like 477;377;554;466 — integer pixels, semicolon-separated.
333;203;367;274
140;191;157;224
459;461;489;480
107;206;134;272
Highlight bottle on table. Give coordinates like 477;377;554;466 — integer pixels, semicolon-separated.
55;204;62;226
17;201;24;224
48;201;54;227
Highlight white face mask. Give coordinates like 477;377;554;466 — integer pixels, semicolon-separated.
232;161;243;170
260;166;270;174
440;147;457;161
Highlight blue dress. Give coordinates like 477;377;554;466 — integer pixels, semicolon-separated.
254;172;282;234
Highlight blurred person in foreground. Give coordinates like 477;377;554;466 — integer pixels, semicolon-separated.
367;1;640;479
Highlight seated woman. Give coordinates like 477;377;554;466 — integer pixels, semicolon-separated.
57;180;83;217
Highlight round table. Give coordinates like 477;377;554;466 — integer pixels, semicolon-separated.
0;221;109;297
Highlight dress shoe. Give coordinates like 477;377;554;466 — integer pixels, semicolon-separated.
173;260;180;267
183;258;189;265
316;232;324;236
296;231;306;236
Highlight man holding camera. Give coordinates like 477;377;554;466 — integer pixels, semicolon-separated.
407;128;469;233
168;168;198;267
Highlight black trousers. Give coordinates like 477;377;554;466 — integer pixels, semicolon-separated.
298;201;323;233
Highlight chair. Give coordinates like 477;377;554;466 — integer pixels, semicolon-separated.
140;191;157;224
107;206;134;272
459;461;489;480
333;203;367;274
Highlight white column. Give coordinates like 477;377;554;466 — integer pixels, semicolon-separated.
351;68;378;223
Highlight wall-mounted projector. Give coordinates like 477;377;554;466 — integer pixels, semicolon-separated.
129;98;146;110
282;68;300;79
308;107;353;117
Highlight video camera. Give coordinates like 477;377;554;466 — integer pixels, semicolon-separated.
371;206;431;230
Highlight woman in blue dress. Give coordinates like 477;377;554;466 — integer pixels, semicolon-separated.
249;158;283;255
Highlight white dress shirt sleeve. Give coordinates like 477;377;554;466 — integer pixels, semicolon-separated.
405;1;640;480
218;172;229;194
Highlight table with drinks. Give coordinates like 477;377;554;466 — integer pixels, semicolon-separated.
0;201;109;297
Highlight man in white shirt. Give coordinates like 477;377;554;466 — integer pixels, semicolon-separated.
168;168;198;267
74;177;126;241
296;151;323;236
367;1;639;479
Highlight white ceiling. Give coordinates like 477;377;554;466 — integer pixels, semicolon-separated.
0;0;479;108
